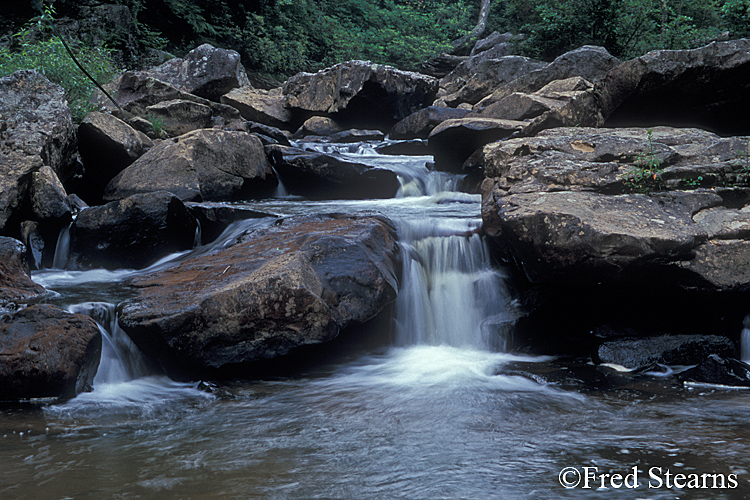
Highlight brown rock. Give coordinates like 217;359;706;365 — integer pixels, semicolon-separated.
221;87;292;129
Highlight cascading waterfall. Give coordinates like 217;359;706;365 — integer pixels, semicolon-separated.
52;221;73;269
393;218;515;351
67;302;150;384
742;315;750;363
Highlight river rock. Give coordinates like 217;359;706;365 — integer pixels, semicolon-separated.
220;87;292;129
428;118;525;172
475;46;621;110
186;203;277;245
143;43;250;102
30;166;71;222
328;129;385;143
439;55;547;107
0;237;46;305
471;31;520;57
77;112;153;203
682;355;750;387
0;71;76;236
375;140;430;156
144;99;213;137
596;335;736;370
0;304;101;400
480;92;566;121
282;60;439;130
118;214;400;378
599;38;750;136
294;116;345;138
267;146;400;199
389;106;476;140
69;191;198;270
104;129;276;202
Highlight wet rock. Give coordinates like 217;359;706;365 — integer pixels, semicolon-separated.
389;106;476;140
375;140;430;156
118;214;400;378
267;146;400;199
497;359;611;391
0;71;76;236
328;129;385;143
0;237;46;304
77;112;153;204
186;203;278;245
682;354;750;387
428;117;525;172
144;99;213;137
596;335;736;370
221;87;292;129
283;61;438;130
144;43;250;102
69;191;198;270
599;39;750;135
0;304;101;401
104;129;276;202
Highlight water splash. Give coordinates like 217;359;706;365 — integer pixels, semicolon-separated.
52;222;72;269
742;315;750;363
393;218;516;351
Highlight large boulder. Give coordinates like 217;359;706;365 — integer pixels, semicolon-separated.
481;126;750;351
428;118;525;172
221;87;292;130
267;146;400;199
0;304;102;400
596;335;736;370
599;39;750;136
282;60;439;130
439;55;547;107
104;129;277;202
0;71;76;236
0;237;46;305
68;191;198;270
117;214;400;378
143;43;250;102
682;355;750;387
389;106;476;140
475;46;621;110
77;112;153;203
144;99;213;137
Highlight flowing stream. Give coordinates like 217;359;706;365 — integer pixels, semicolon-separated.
2;141;749;499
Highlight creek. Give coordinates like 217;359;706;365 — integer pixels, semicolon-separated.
1;141;749;499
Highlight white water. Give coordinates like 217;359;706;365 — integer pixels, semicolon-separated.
742;315;750;363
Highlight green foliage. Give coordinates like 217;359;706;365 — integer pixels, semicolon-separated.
622;129;665;193
0;7;117;122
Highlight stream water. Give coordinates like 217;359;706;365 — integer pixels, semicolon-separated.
2;142;749;499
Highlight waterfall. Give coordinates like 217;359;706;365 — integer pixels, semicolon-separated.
742;315;750;363
193;219;203;247
52;222;72;269
67;302;150;384
393;218;516;351
272;166;290;198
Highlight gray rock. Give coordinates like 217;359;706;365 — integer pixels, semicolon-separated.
682;355;750;387
0;304;101;401
118;214;400;377
30;166;70;221
221;87;292;129
267;146;400;199
283;61;438;129
69;191;198;270
597;335;736;370
144;99;213;137
144;43;250;102
389;106;476;140
104;129;276;202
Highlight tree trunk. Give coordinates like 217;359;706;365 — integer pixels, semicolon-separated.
450;0;492;56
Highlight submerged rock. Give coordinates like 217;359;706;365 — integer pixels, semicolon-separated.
0;304;102;401
104;129;276;202
69;191;198;270
118;214;400;378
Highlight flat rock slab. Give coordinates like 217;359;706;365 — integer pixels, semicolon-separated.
118;214;400;378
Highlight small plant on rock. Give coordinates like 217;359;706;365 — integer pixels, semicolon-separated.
622;129;664;193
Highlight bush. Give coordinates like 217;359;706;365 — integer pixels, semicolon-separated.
0;9;118;122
